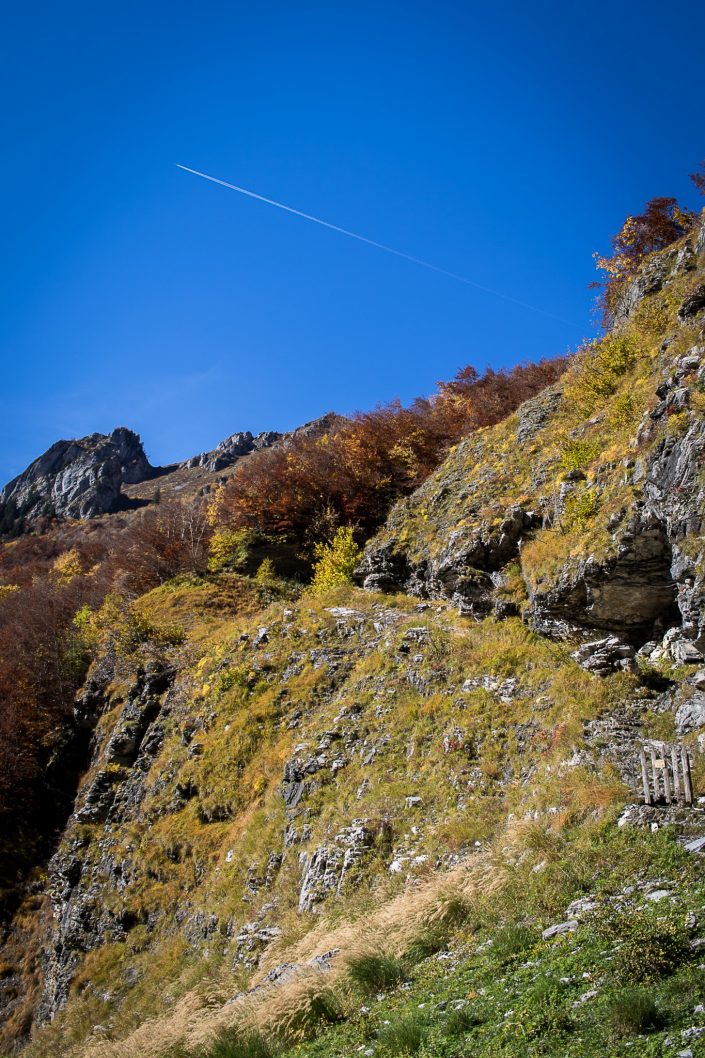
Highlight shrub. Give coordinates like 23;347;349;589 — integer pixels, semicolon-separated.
254;557;276;582
509;978;574;1041
566;332;639;413
610;391;638;429
51;549;84;584
376;1012;428;1055
309;527;362;594
111;605;185;656
560;438;602;472
666;410;690;437
563;489;600;532
347;953;406;994
208;528;255;572
214;667;253;697
606;988;663;1036
597;909;690;981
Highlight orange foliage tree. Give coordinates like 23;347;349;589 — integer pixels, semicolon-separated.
214;357;569;542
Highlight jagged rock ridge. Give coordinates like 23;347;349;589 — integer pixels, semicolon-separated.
181;431;282;473
181;413;340;473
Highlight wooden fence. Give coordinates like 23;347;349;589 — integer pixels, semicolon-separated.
639;743;693;806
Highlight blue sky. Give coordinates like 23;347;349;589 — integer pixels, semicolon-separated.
1;1;704;483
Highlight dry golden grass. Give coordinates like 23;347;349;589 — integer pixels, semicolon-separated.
80;853;503;1058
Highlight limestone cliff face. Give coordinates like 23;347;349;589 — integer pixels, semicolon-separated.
0;427;153;528
37;661;177;1022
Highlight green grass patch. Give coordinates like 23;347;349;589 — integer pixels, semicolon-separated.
348;954;407;994
376;1012;429;1055
605;987;664;1037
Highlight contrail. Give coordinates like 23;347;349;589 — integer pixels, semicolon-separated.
176;164;572;325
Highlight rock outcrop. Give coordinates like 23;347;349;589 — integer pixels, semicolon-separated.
613;237;698;326
181;413;341;473
181;430;282;472
38;662;175;1022
358;506;541;616
0;427;153;530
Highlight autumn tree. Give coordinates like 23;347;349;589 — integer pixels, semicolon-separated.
594;196;696;320
310;527;362;594
213;357;568;543
112;498;212;593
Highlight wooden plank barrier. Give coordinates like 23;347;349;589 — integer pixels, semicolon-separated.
639;742;693;806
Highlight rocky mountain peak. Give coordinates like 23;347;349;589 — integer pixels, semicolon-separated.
0;426;153;531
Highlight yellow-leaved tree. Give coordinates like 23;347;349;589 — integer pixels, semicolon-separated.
51;549;84;584
310;527;362;595
593;196;696;320
255;557;276;582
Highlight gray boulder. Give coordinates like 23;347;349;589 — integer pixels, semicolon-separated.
571;636;635;676
675;691;705;735
542;920;578;940
678;283;705;322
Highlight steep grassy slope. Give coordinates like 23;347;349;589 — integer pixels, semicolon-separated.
13;579;631;1052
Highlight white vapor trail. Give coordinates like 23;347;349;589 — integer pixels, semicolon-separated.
176;164;572;325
